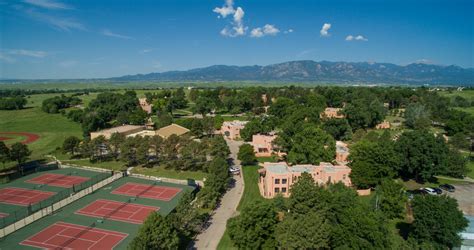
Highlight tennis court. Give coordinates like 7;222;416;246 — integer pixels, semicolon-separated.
0;176;195;249
20;221;128;250
112;182;181;201
75;199;159;224
25;173;90;188
0;187;55;206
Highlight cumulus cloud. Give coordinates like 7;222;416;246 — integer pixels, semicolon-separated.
23;0;72;10
320;23;331;37
250;24;280;38
213;0;235;18
101;29;133;40
346;35;368;41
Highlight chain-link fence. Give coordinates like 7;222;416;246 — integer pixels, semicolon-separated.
0;171;113;229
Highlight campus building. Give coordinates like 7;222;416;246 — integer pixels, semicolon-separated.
251;133;285;157
138;98;153;114
375;120;391;129
320;107;345;119
221;120;248;140
258;162;352;198
90;125;144;140
90;123;189;140
336;141;350;163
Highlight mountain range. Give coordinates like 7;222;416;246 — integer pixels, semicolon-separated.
114;60;474;85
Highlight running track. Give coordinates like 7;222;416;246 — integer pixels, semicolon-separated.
111;182;181;201
20;221;128;250
26;173;90;188
75;199;159;224
0;187;55;206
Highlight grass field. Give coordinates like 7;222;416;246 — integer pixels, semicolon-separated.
0;169;194;249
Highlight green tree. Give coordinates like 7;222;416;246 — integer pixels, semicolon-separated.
237;144;256;165
410;195;468;248
322;118;352;141
62;136;81;155
287;125;335;165
0;141;10;167
375;180;406;219
228;201;278;249
129;212;180;249
349;139;400;189
449;133;470;150
395;130;452;181
9;142;31;165
109;132;126;160
404;103;431;129
276;211;331;249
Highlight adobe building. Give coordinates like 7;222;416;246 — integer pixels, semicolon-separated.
258;162;352;198
90;123;190;140
138;98;153;114
221;120;248;140
375;120;391;129
320;107;345;119
155;123;190;139
336;141;350;163
252;133;285;157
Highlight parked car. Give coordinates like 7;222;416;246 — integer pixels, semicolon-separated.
432;187;443;194
439;184;455;192
406;189;426;199
229;166;240;174
422;187;437;195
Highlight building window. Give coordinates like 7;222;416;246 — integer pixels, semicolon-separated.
275;179;280;184
275;187;280;193
343;174;346;180
282;187;287;193
282;179;287;184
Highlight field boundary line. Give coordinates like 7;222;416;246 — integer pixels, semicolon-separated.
129;173;204;187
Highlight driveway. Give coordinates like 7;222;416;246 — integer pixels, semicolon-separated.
190;139;244;250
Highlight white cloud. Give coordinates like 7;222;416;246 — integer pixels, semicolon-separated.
213;0;235;18
101;29;133;40
0;53;15;63
284;29;293;34
250;24;280;38
23;0;72;10
139;49;153;54
320;23;331;37
8;49;47;57
345;34;368;41
233;7;244;23
59;60;77;68
24;8;85;31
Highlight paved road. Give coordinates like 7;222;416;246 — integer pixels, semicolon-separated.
190;139;244;250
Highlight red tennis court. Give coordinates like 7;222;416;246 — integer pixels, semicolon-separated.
75;199;160;224
0;187;55;206
20;221;128;250
111;182;181;201
0;212;8;218
26;173;90;188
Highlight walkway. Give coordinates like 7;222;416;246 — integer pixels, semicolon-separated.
190;139;244;250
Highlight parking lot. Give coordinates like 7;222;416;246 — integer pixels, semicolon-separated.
448;184;474;216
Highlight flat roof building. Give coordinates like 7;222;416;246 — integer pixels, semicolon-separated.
155;124;190;139
320;107;345;119
258;162;352;198
90;125;144;140
221;120;248;140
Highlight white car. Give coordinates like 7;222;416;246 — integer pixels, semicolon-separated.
229;166;240;174
423;187;437;195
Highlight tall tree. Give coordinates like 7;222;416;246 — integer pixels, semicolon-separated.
375;180;406;219
62;136;81;155
410;195;468;248
228;201;278;249
129;212;180;249
286;125;335;165
237;144;256;165
0;141;10;167
404;103;431;129
9;142;31;165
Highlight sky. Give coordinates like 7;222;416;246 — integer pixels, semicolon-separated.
0;0;473;79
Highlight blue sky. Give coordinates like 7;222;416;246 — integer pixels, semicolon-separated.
0;0;472;79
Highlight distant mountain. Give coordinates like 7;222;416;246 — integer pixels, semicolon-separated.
113;60;474;85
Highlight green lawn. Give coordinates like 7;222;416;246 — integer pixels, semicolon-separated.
62;159;128;171
218;165;267;249
257;156;278;163
131;166;208;181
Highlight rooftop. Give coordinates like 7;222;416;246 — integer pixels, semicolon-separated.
156;123;190;138
92;125;143;134
222;120;249;126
